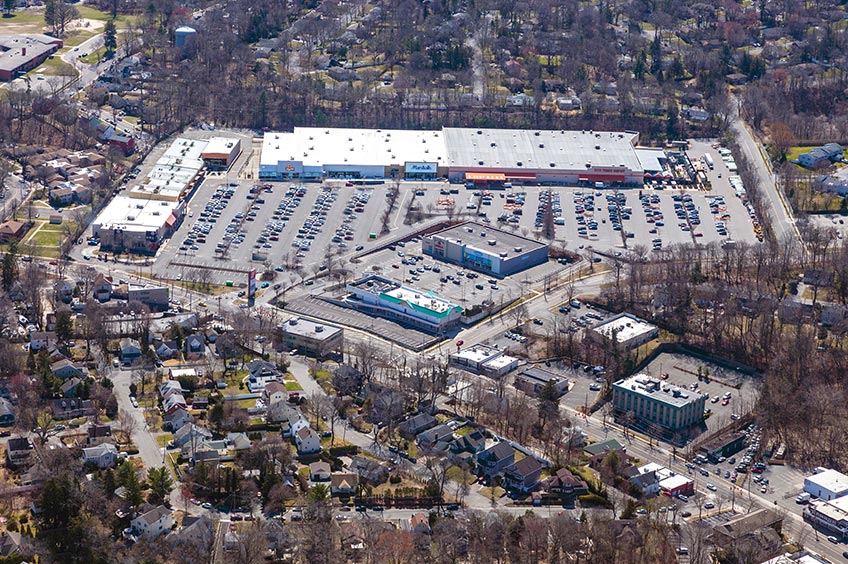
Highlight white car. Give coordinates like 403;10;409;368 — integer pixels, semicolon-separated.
706;483;717;491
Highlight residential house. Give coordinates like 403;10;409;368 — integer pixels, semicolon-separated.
416;423;454;451
350;456;388;485
477;442;515;478
130;505;174;539
630;469;660;497
164;407;192;432
120;338;142;363
0;532;22;557
0;398;14;427
503;456;544;493
709;508;783;562
51;398;96;420
191;396;209;411
246;360;281;393
5;437;34;468
541;468;588;498
0;221;26;243
331;473;359;496
82;443;118;468
92;274;113;302
172;424;212;449
267;400;299;425
188;440;227;464
448;430;486;466
166;514;214;554
364;383;405;425
184;334;205;360
54;280;76;303
87;424;113;446
51;358;84;380
309;461;331;481
264;382;289;406
333;365;363;394
399;413;437;439
410;513;431;535
155;340;178;360
30;331;56;352
60;376;83;398
159;380;184;399
283;409;309;439
226;432;252;451
295;427;321;455
163;392;188;415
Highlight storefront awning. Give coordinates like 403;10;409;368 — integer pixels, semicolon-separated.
506;172;537;180
465;172;506;182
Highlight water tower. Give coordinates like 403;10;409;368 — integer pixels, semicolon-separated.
175;26;197;48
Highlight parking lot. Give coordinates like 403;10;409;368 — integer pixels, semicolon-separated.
129;135;765;291
347;237;568;311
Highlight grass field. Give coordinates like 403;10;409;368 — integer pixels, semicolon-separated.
79;47;107;65
34;57;78;78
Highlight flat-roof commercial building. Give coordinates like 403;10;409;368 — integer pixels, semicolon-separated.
201;137;242;170
804;469;848;501
279;317;344;359
92;196;183;254
0;34;63;81
259;127;448;181
345;275;462;333
259;127;646;186
449;344;518;377
443;128;643;186
128;137;208;202
127;284;170;310
422;222;548;277
514;366;569;397
805;496;848;540
590;313;658;350
93;137;219;254
612;374;707;432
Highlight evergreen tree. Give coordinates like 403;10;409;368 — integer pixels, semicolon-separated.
147;467;174;503
3;0;14;16
1;241;17;291
55;309;73;342
103;18;117;56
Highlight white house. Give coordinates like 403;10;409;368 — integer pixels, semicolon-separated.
131;505;174;539
30;331;56;352
264;382;289;405
82;443;118;468
164;407;193;432
295;427;321;455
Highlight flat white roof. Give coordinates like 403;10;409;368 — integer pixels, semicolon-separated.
385;286;455;314
280;317;342;340
482;354;518;369
453;344;500;364
261;127;447;168
593;313;657;343
807;468;848;494
443;128;642;171
128;137;207;201
614;374;706;408
169;368;197;378
203;137;240;156
659;474;692;490
635;148;667;173
93;195;178;233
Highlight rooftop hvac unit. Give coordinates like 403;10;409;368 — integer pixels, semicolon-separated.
488;240;496;245
288;318;298;325
480;232;486;237
514;246;522;252
315;326;323;332
539;144;544;148
595;145;601;150
466;227;473;233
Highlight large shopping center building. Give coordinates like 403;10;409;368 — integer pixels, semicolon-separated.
259;127;651;186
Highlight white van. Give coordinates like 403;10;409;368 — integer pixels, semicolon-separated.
796;493;812;504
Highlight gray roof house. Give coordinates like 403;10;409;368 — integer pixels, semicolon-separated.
416;423;454;450
399;413;437;439
0;398;15;427
478;441;515;478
